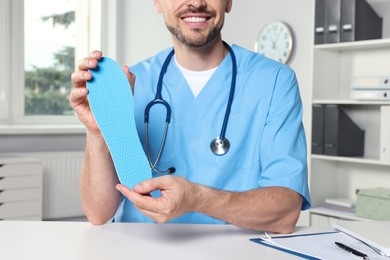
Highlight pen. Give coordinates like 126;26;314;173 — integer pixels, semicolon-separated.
335;242;369;259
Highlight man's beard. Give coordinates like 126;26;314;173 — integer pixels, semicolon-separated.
166;24;222;48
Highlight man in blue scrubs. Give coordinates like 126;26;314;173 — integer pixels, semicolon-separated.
70;0;310;234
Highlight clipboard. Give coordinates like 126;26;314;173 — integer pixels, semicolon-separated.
250;232;334;260
250;231;389;259
333;221;390;257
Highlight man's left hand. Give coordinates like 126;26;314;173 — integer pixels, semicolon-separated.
116;175;200;223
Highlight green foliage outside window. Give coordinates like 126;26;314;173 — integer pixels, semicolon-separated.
25;11;75;116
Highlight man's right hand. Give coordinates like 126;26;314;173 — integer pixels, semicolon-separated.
70;50;103;135
70;51;136;136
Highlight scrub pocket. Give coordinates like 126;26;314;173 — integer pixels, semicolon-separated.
215;111;262;171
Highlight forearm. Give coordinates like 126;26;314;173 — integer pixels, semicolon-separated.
194;185;302;233
80;132;122;224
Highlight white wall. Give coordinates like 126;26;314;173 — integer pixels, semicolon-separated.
120;1;172;64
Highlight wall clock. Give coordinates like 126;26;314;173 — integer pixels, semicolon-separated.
255;21;294;64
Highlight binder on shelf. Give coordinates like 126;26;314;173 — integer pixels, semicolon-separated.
351;75;390;90
326;0;341;43
315;0;327;44
351;89;390;100
323;104;365;156
311;104;325;154
340;0;382;42
380;106;390;162
351;75;390;100
314;0;383;44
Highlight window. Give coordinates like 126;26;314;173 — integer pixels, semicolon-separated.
24;0;76;116
0;0;104;129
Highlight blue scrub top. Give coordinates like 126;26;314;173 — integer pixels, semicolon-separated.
114;45;311;224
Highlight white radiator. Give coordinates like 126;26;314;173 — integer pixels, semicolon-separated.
18;151;85;220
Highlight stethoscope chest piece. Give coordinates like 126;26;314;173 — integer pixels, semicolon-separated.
210;137;230;156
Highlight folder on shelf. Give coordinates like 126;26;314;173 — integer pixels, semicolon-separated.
352;76;390;90
314;0;383;44
351;76;390;100
312;104;325;154
326;0;341;43
380;106;390;162
323;104;365;156
315;0;327;44
340;0;382;42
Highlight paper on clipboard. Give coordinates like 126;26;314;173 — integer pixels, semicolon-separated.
333;221;390;257
250;231;389;260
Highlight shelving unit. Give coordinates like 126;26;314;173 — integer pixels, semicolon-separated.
0;156;43;220
311;154;390;166
310;1;390;225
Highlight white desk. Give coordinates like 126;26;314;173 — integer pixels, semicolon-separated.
0;221;328;260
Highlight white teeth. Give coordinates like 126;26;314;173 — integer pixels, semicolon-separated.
183;17;206;23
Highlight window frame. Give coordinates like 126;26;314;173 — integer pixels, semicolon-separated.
0;0;11;123
0;0;105;133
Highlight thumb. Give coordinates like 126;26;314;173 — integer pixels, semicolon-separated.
134;176;171;194
122;65;135;94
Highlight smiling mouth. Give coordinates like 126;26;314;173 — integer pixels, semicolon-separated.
182;16;208;23
179;8;213;24
182;16;210;23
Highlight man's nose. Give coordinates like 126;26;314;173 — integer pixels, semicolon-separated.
186;0;207;9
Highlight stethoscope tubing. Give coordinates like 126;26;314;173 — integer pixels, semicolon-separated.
145;121;169;172
219;42;237;141
144;49;175;124
144;42;237;173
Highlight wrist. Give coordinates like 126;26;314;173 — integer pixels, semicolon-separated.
85;131;108;152
191;184;233;218
86;129;104;141
191;183;205;213
191;183;217;214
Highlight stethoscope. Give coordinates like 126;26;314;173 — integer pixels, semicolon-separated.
144;41;237;174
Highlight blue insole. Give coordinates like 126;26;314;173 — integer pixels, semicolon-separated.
87;57;151;189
